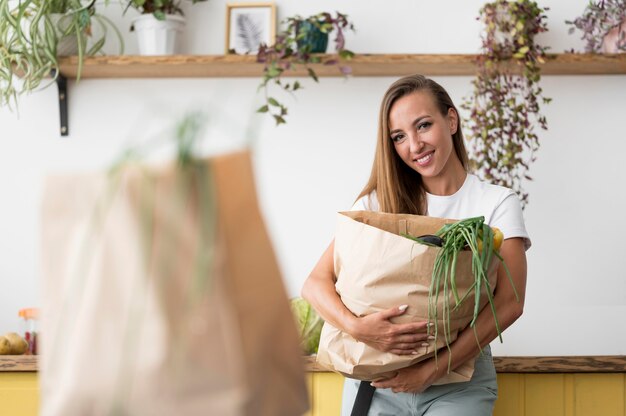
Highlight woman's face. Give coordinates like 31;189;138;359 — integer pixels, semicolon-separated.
388;91;460;182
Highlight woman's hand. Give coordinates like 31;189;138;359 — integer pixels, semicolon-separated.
370;358;438;393
303;241;429;355
303;240;430;355
349;305;432;355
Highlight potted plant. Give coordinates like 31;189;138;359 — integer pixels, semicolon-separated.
461;0;551;208
566;0;626;53
0;0;122;109
124;0;208;55
256;12;355;125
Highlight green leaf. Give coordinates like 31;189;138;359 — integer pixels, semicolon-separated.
268;97;280;107
320;23;333;33
267;66;282;78
257;105;269;113
307;68;319;82
274;115;286;125
517;46;530;55
339;49;355;59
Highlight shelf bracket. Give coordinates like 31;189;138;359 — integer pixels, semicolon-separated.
52;70;69;136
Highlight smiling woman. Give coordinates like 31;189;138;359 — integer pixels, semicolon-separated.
355;75;471;215
301;74;529;416
388;91;464;197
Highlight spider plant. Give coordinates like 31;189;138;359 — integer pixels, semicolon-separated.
0;0;123;109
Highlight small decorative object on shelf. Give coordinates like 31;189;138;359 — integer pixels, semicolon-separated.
18;308;39;355
461;0;551;208
256;12;355;125
566;0;626;53
125;0;208;55
0;0;122;109
225;2;276;55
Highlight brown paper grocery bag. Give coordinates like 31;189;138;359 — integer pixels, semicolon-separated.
39;151;308;416
316;211;499;384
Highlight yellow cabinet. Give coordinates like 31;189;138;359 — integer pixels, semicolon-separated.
307;372;626;416
2;367;626;415
0;372;39;416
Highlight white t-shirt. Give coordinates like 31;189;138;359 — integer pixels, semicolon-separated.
351;174;531;250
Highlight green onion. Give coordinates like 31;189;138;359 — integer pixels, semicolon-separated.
405;216;517;369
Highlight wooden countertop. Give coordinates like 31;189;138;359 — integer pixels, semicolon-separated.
2;355;626;373
305;355;626;373
0;356;37;372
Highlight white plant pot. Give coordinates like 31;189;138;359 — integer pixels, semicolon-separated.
57;35;80;57
601;19;626;54
132;14;186;56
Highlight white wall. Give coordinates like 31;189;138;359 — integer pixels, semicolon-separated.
1;0;624;356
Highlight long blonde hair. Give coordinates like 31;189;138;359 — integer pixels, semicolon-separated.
357;75;469;214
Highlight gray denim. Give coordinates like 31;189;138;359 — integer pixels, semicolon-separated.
341;346;498;416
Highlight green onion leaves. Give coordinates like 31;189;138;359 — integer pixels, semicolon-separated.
405;216;517;369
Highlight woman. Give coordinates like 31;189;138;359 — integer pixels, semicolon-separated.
301;74;529;415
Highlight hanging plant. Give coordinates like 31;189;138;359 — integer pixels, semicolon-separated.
0;0;123;109
566;0;626;53
461;0;551;208
256;12;355;125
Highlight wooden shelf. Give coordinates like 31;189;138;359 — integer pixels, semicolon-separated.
3;355;626;374
57;53;626;79
304;355;626;374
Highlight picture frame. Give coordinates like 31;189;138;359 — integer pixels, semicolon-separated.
225;3;276;55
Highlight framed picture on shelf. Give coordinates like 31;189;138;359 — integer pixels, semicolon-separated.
225;3;276;54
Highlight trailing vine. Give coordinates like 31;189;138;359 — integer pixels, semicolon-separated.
461;0;551;208
566;0;626;53
256;12;355;125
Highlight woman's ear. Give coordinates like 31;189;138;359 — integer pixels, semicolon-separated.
447;107;458;135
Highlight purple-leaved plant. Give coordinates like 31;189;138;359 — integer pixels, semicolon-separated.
256;12;355;125
461;0;551;208
566;0;626;53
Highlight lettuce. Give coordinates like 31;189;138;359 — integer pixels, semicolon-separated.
290;297;324;355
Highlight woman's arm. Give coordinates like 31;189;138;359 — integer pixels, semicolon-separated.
302;240;431;355
372;237;527;391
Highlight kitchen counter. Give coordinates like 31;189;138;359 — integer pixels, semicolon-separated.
0;356;37;372
4;354;626;373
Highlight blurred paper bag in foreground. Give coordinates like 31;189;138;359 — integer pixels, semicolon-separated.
40;151;308;416
316;211;499;383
